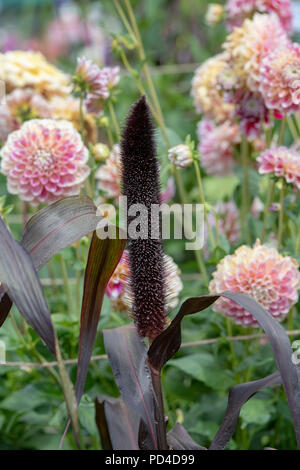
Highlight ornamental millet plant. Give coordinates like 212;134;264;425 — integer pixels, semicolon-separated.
120;96;166;339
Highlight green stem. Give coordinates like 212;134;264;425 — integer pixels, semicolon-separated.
278;116;287;146
194;250;209;286
261;179;275;244
277;179;285;250
108;100;120;141
287;115;299;141
193;159;215;250
241;136;251;244
59;255;73;315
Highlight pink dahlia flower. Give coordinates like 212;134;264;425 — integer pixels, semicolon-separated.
95;144;121;200
197;119;240;176
105;251;131;311
257;146;300;189
76;57;120;113
0;119;90;205
209;239;300;327
260;44;300;114
223;13;288;94
225;0;293;33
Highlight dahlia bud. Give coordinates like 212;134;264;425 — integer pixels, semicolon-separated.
168;144;193;169
120;96;166;339
93;143;110;161
205;3;224;25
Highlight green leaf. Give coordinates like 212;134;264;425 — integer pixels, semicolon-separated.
240;399;275;428
168;352;234;390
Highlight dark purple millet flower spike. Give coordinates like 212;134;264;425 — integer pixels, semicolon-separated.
120;96;166;338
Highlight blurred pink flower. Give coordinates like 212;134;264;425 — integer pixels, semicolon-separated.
76;57;120;113
223;13;288;95
0;119;90;205
0;106;19;142
234;89;270;139
209;239;300;326
107;251;183;313
257;146;300;189
260;44;300;114
225;0;293;33
105;251;130;311
6;88;51;121
251;196;264;218
95;144;121;200
197;118;239;175
203;200;241;258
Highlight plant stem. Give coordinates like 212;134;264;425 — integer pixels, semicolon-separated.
277;179;285;249
193;159;215;250
241;136;251;244
149;365;168;450
59;255;73;315
287;115;299;141
278;116;287;146
194;249;209;286
261;179;275;243
108;100;120;141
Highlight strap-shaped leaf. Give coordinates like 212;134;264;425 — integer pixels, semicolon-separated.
75;230;126;403
148;291;300;448
21;195;99;270
210;371;282;450
103;324;157;450
95;396;140;450
0;196;101;327
167;423;206;450
0;217;55;355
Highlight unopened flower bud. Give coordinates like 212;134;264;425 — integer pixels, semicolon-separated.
93;143;110;161
168;144;193;169
206;4;224;25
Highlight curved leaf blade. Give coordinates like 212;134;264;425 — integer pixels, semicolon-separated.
75;229;126;403
167;423;206;450
103;324;157;450
148;291;300;448
0;217;55;355
21;195;99;270
95;396;140;450
209;371;282;450
0;196;101;327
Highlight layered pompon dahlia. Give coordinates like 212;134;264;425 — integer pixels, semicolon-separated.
209;240;300;327
223;13;288;94
191;54;235;123
225;0;293;33
197;118;239;176
257;146;300;189
260;44;300;114
0;119;90;205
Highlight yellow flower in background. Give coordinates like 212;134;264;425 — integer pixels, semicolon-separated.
191;53;234;123
50;95;97;143
0;51;71;98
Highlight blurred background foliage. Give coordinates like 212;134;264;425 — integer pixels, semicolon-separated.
0;0;299;450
